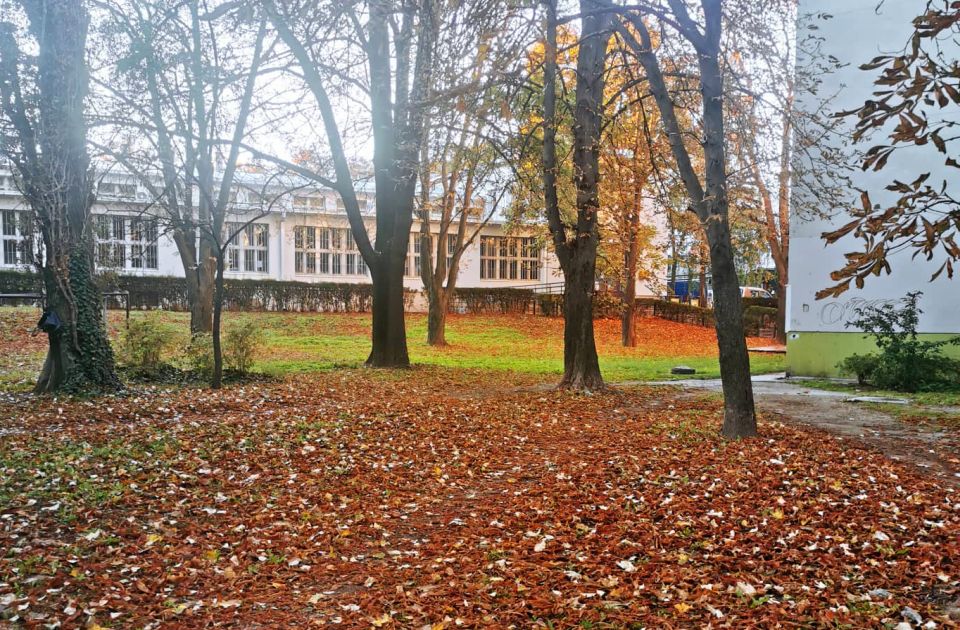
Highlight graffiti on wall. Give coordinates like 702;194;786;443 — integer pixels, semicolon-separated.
818;297;901;327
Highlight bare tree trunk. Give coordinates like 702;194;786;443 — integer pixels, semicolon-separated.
542;0;608;390
621;209;640;347
698;260;708;309
699;33;755;438
619;1;755;437
211;252;226;389
427;289;449;347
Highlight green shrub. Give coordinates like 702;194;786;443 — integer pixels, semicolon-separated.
842;292;960;392
224;320;264;375
837;353;880;386
119;314;174;373
183;333;214;379
592;291;624;320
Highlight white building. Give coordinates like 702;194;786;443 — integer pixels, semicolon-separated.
0;166;568;299
1;164;670;303
787;0;960;376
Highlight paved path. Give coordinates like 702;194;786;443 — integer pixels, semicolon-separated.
646;373;960;487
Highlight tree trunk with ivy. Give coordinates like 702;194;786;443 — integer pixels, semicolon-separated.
0;0;119;394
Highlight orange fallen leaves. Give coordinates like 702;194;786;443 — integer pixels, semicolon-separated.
0;367;956;628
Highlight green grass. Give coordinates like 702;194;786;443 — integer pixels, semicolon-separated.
0;308;785;387
211;311;784;383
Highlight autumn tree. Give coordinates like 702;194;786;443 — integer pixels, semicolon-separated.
259;0;447;368
615;0;756;437
819;1;960;297
725;0;851;339
416;5;532;347
92;0;274;337
541;0;613;390
0;0;120;393
599;35;675;346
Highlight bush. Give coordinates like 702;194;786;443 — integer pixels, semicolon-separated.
451;288;536;315
840;291;960;392
183;333;214;379
224;320;264;375
118;314;175;374
837;353;880;386
592;291;623;320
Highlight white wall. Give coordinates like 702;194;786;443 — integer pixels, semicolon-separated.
789;0;960;334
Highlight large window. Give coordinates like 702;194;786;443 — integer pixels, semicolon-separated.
97;181;137;200
226;222;269;273
405;233;460;277
293;195;325;212
95;215;158;270
480;236;540;281
1;210;32;266
294;226;367;276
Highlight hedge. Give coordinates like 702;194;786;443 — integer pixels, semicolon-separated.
449;288;537;315
0;271;385;313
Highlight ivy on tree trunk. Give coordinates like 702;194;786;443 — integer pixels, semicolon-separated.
0;0;119;394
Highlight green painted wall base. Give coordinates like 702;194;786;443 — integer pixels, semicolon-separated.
786;332;960;377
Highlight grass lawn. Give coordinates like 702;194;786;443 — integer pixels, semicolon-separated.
0;308;784;389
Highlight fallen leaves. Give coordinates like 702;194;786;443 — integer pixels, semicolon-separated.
0;367;957;628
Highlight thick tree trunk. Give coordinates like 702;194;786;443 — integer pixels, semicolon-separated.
561;256;603;390
175;228;215;334
367;256;410;367
427;289;449;347
191;271;215;334
35;249;118;393
621;301;636;347
3;0;120;394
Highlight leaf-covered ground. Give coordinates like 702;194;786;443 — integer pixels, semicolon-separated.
1;368;958;629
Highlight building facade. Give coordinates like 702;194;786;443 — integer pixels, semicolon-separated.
1;164;673;304
787;0;960;376
0;167;568;301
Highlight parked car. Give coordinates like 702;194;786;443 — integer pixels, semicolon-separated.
740;286;774;299
704;286;774;306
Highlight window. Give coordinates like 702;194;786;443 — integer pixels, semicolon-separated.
95;215;158;270
293;195;325;212
226;222;269;273
1;210;32;266
0;175;17;193
97;181;137;199
445;234;457;271
294;226;367;276
480;236;540;281
406;234;422;277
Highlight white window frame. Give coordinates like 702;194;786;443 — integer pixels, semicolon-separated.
480;236;540;281
294;226;367;277
226;222;269;273
95;214;159;271
1;209;32;267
